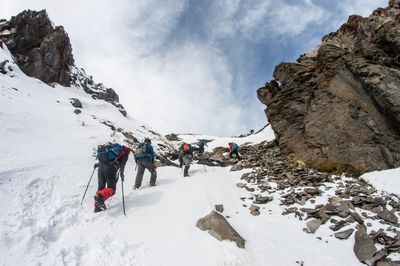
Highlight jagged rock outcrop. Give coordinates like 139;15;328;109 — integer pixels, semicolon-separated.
0;10;127;116
0;10;73;86
257;0;400;174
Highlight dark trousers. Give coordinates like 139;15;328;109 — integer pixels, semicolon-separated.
135;161;157;188
230;150;242;160
98;162;117;192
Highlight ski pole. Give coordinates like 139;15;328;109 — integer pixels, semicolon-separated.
81;167;96;205
120;171;126;216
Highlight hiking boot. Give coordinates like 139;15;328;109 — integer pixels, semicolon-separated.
94;206;103;213
149;183;156;187
94;194;106;210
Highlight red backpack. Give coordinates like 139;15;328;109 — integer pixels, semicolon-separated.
183;143;190;153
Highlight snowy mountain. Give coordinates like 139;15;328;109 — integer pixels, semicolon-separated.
2;41;400;265
1;5;400;266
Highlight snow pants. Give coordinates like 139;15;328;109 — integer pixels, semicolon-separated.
95;163;117;207
183;154;193;177
135;161;157;189
230;150;242;160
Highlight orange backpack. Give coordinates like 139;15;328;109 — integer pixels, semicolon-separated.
183;143;190;153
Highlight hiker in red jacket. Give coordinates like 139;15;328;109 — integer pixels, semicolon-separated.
228;142;242;160
179;143;193;177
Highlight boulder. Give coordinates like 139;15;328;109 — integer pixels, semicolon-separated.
69;98;82;108
334;228;354;240
250;205;260;216
353;226;377;262
377;209;398;224
196;211;245;248
215;204;224;213
306;219;321;233
257;2;400;174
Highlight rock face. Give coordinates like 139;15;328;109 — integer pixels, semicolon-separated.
196;211;245;248
0;10;73;86
0;10;127;117
257;1;400;174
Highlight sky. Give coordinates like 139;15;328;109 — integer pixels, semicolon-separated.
0;0;388;136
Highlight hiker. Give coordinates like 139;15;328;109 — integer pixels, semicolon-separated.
196;140;207;154
228;142;242;160
179;142;193;177
134;138;157;189
94;143;130;213
192;140;206;159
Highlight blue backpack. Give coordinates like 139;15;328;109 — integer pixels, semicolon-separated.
232;143;239;150
97;143;124;163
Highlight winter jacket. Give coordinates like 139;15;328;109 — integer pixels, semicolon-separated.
229;143;239;152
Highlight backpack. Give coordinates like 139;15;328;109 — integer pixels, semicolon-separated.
134;143;148;159
182;143;190;153
97;143;124;163
232;143;239;150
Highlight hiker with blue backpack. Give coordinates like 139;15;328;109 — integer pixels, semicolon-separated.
228;142;242;160
134;138;157;189
93;143;131;213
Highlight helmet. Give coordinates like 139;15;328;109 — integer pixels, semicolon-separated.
144;138;151;144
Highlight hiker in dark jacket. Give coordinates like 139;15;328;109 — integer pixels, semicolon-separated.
94;145;130;213
228;142;242;160
179;143;193;177
134;138;157;189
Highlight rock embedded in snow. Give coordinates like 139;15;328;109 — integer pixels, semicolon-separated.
215;204;224;213
230;164;243;171
196;211;245;249
334;229;354;240
306;219;321;234
353;226;377;262
249;205;260;216
377;209;398;225
236;183;246;188
253;196;273;204
69;98;83;108
377;261;400;266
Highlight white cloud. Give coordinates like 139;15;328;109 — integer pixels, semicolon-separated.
0;0;387;136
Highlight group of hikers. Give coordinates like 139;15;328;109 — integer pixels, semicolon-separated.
89;138;242;213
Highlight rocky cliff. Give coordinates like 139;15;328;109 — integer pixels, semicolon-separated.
257;0;400;174
0;10;127;116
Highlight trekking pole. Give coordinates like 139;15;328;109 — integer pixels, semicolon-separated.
120;171;126;216
80;167;96;205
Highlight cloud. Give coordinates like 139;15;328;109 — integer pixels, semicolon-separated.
0;0;388;136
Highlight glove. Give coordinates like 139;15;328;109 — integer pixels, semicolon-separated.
120;173;125;182
94;163;99;169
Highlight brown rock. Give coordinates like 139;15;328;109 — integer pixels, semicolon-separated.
354;226;377;262
306;219;321;234
1;10;73;86
257;2;400;174
377;210;398;224
196;211;245;248
334;228;354;240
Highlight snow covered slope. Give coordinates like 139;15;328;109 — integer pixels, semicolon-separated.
1;43;399;266
176;125;276;150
